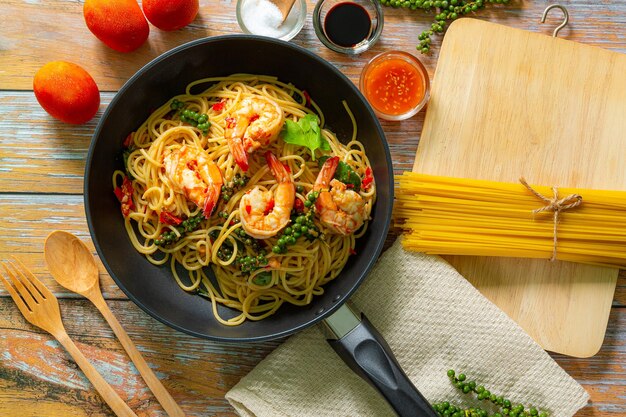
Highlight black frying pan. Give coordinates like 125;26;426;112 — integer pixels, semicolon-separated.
85;35;436;417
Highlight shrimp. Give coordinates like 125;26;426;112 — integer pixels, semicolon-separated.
239;151;295;239
313;156;366;235
224;95;284;172
163;145;223;217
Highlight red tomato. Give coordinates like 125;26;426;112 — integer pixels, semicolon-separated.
143;0;199;31
33;61;100;124
83;0;149;53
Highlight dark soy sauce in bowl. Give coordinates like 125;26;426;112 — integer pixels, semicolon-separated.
323;2;372;47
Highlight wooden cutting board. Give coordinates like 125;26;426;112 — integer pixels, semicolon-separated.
413;18;626;358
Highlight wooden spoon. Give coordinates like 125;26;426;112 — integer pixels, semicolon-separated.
272;0;296;22
44;231;186;417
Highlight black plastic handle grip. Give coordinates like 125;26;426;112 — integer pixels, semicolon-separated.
327;314;438;417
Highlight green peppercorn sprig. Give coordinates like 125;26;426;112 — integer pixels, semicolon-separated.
236;252;269;274
211;224;269;274
303;190;319;209
170;98;211;134
376;0;511;54
272;193;322;254
220;173;250;204
155;213;204;246
431;370;548;417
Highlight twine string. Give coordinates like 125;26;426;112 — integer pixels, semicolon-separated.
519;177;583;261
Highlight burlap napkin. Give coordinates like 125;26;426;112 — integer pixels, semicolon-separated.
226;240;589;417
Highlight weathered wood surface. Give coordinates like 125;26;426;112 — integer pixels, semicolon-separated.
0;0;625;415
0;299;623;416
0;0;625;92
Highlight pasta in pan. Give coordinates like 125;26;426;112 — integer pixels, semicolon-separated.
112;74;376;325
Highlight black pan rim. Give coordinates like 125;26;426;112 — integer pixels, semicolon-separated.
84;34;394;343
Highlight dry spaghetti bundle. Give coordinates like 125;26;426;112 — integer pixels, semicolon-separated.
394;172;626;268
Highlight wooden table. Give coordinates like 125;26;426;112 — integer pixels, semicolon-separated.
0;1;624;415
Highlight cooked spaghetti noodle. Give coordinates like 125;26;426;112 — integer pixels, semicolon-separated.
113;74;376;325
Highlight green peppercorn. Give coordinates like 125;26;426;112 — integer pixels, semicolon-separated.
296;185;304;193
304;200;312;208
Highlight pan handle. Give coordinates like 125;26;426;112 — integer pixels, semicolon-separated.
323;304;438;417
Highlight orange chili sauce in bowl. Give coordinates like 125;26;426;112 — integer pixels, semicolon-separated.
359;51;430;121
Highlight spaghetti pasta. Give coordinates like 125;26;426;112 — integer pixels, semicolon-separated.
113;74;376;325
395;172;626;268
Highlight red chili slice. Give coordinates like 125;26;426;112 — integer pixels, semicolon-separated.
114;187;124;202
114;176;135;217
212;101;225;112
294;198;304;213
123;133;133;148
159;211;183;226
121;177;135;208
264;199;275;215
245;204;252;215
362;168;374;190
349;248;357;255
303;90;311;108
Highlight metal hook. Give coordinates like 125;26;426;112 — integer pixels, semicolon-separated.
541;4;569;38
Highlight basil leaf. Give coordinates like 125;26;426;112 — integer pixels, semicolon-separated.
281;114;330;160
253;271;272;286
317;155;330;168
316;157;362;192
334;161;361;192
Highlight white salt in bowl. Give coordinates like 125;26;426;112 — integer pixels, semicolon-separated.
236;0;307;41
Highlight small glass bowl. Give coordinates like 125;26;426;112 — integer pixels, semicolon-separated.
236;0;307;42
312;0;384;55
359;51;430;121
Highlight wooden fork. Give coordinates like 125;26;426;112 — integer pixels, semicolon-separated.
0;258;138;417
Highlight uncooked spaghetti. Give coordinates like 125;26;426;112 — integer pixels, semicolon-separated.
395;172;626;268
113;74;376;325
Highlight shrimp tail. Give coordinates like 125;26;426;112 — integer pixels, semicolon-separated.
201;162;223;217
203;186;219;218
265;151;290;183
316;156;340;189
226;117;250;171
